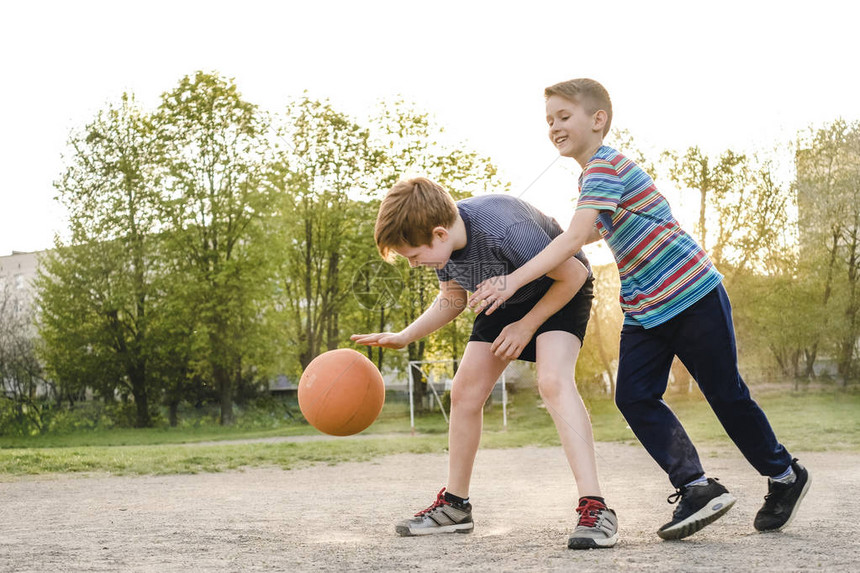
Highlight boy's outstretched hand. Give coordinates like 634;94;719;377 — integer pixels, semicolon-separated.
469;274;519;316
350;332;408;349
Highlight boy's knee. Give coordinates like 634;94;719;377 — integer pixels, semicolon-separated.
698;375;751;404
615;387;663;416
450;381;487;413
537;372;570;404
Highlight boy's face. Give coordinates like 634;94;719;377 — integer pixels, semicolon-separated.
546;95;603;161
393;228;453;270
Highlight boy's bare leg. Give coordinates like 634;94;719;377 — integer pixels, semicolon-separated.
535;331;601;497
394;341;506;537
446;341;510;498
535;331;617;549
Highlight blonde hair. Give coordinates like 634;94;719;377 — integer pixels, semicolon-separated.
545;78;613;136
374;177;458;262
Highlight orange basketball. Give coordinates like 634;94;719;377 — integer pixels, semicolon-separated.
298;348;386;436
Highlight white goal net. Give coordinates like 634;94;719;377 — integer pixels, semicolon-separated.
406;359;509;434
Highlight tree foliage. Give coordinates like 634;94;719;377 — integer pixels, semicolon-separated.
268;96;383;372
22;72;859;439
0;282;49;433
155;71;276;425
39;94;162;427
795;119;860;382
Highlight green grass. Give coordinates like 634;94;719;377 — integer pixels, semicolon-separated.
1;388;857;477
0;424;316;449
0;436;451;477
660;388;860;451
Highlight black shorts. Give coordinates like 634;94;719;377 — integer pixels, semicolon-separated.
469;276;594;362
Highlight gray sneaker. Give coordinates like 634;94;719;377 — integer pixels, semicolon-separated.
395;488;474;536
568;498;619;549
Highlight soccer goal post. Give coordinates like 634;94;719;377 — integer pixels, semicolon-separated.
406;359;508;435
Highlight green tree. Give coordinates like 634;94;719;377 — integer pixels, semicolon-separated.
665;146;748;262
155;71;275;424
795;119;860;383
0;282;49;434
268;96;384;372
607;128;660;178
145;271;197;426
726;155;794;279
38;94;162;427
665;146;801;382
731;271;817;384
665;147;793;279
577;264;622;396
339;197;400;371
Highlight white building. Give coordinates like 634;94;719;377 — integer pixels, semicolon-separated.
0;249;43;309
0;250;47;397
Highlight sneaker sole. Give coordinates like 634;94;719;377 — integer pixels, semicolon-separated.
395;522;474;536
756;472;812;533
568;532;618;550
657;493;737;540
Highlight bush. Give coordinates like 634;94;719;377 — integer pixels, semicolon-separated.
232;395;299;429
0;393;304;436
45;404;111;433
0;399;43;436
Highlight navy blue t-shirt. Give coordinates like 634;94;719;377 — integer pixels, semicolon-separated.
435;195;591;305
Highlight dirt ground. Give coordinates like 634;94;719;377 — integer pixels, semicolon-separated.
1;440;858;573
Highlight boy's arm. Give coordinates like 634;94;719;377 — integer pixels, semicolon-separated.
401;280;468;341
351;280;467;349
470;208;599;315
585;223;603;244
490;255;589;360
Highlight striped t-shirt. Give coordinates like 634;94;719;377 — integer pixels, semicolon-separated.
436;195;591;305
577;145;722;328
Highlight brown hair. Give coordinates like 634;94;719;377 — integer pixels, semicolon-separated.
545;78;613;136
374;177;458;261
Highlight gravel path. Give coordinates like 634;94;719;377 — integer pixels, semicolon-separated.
1;442;856;572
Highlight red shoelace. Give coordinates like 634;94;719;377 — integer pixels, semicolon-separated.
576;498;606;528
415;487;450;516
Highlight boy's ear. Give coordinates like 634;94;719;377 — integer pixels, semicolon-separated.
432;226;450;241
592;110;608;133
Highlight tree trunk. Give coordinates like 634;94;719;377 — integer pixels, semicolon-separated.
216;363;233;425
590;313;616;395
801;230;841;380
326;251;340;351
327;311;339;351
377;308;385;371
130;365;151;428
698;168;709;251
451;321;459;375
300;215;316;370
837;230;859;383
168;400;180;427
803;345;818;379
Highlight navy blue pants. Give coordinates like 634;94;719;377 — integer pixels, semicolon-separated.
615;283;792;489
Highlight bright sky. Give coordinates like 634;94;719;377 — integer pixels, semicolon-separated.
2;0;859;260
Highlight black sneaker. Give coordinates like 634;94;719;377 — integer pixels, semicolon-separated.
395;488;474;536
754;459;811;532
657;478;737;540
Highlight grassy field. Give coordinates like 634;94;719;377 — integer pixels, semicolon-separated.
1;387;858;477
